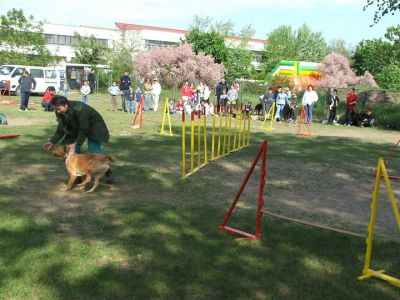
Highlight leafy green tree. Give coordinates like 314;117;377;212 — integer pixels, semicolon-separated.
364;0;400;25
375;63;400;89
72;32;109;65
262;24;326;74
352;38;393;75
0;8;57;66
225;47;252;81
295;24;327;61
184;28;228;63
184;15;255;80
262;25;297;72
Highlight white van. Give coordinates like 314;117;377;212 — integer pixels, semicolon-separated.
0;65;62;95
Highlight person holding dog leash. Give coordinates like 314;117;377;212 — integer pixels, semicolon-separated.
43;95;113;183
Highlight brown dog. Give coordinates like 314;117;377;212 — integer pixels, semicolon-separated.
51;145;115;193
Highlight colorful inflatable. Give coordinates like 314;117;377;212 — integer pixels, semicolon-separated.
271;61;322;89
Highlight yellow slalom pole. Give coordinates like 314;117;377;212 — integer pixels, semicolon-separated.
238;108;243;149
181;112;186;178
227;108;232;153
242;106;246;148
160;99;167;135
233;104;238;150
166;98;172;136
211;106;216;160
217;107;223;157
190;112;195;173
223;107;228;155
203;110;208;163
197;111;201;168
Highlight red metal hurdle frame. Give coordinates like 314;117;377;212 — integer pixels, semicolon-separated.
297;106;312;136
219;140;268;240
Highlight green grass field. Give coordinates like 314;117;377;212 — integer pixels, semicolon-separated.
1;92;400;299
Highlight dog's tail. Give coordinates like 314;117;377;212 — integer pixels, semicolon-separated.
106;155;116;162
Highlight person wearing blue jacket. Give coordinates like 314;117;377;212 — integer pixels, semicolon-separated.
274;86;288;121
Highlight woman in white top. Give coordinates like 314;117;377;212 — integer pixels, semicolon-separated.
302;85;318;123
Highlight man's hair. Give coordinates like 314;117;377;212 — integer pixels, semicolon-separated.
48;86;56;92
51;95;69;106
333;89;337;92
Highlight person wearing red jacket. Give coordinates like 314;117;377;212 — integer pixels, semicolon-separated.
181;82;191;102
41;86;56;111
344;87;358;126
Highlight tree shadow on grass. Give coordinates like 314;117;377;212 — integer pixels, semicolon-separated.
1;128;400;298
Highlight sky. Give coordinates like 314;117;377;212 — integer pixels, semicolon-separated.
1;0;399;47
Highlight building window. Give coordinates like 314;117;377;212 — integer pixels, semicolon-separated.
58;35;66;45
144;39;177;50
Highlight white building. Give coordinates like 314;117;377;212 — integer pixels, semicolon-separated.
41;21;266;67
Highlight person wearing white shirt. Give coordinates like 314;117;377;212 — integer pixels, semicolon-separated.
302;85;319;123
203;83;211;102
151;78;162;112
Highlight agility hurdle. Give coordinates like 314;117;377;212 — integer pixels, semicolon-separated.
220;140;267;240
131;96;144;129
181;105;251;178
297;105;312;136
260;103;276;131
358;157;400;288
159;99;173;136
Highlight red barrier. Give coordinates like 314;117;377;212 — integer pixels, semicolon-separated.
219;140;268;240
297;106;312;136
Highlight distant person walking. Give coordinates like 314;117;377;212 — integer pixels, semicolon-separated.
151;78;161;112
119;71;131;112
87;69;96;94
216;79;229;113
143;78;152;111
18;70;36;111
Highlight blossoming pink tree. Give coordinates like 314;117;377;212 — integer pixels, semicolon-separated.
134;43;224;87
319;52;377;88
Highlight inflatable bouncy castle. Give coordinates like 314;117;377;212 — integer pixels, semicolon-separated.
271;61;322;89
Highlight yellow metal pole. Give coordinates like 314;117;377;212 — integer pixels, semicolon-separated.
233;104;238;150
223;108;228;155
181;112;186;178
242;106;246;148
166;98;172;136
160;99;167;135
381;159;400;230
362;158;382;274
197;111;201;168
217;107;223;157
190;112;195;173
227;108;232;153
203;110;208;163
238;108;243;148
211;106;216;160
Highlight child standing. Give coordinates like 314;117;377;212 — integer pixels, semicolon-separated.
62;80;70;97
80;81;91;105
107;81;120;111
135;86;143;112
128;86;135;113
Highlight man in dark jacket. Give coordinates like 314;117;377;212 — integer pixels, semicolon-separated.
43;95;113;182
215;78;229;113
18;70;36;111
87;69;96;94
119;71;131;112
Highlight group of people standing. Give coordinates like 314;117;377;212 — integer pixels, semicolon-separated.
107;71;162;113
